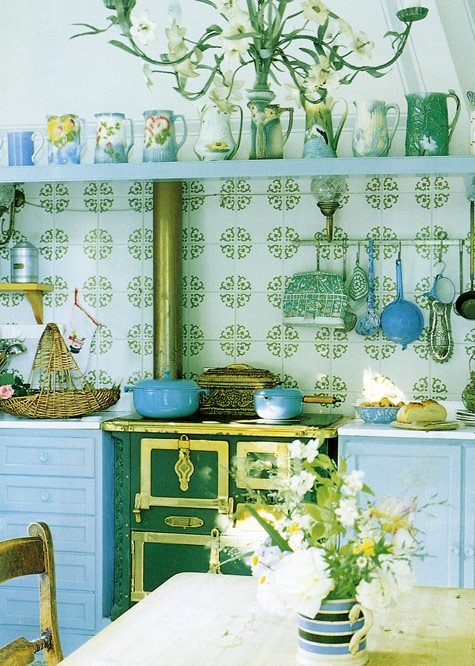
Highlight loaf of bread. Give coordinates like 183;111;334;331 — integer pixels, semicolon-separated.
396;399;447;424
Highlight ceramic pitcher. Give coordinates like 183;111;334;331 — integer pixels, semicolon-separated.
352;99;400;157
46;114;86;165
8;131;44;166
405;90;461;156
94;112;134;164
194;104;243;161
143;110;187;162
248;97;293;160
303;98;348;157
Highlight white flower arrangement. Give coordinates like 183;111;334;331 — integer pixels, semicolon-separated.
242;436;434;618
74;1;427;113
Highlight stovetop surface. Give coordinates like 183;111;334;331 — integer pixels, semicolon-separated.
103;411;344;430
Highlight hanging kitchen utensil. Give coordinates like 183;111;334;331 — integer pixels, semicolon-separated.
454;199;475;319
342;241;357;332
423;248;455;362
283;243;347;327
355;239;380;336
380;251;424;349
427;296;453;362
347;242;369;303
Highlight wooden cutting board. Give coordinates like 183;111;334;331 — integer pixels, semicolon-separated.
390;421;459;431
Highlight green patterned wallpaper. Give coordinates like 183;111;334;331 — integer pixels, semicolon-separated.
2;175;472;415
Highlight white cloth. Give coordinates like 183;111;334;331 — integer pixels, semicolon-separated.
65;290;98;373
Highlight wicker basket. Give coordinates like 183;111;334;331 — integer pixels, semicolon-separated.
0;323;120;419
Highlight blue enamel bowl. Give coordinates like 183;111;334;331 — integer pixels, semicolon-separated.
355;405;400;424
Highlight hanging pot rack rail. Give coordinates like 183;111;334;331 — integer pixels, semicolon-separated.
296;238;464;248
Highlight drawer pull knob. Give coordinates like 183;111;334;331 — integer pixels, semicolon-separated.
465;547;474;558
40;492;50;502
449;546;460;556
39;453;49;463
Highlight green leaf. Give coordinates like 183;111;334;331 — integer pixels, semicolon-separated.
70;23;110;38
240;504;291;552
316;485;329;506
108;39;141;57
0;372;15;386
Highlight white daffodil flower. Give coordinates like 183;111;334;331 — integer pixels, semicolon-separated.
305;56;341;93
301;0;330;26
351;31;375;60
130;11;158;46
166;20;186;52
284;83;303;108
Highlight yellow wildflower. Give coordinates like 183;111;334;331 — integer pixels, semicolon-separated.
353;538;376;558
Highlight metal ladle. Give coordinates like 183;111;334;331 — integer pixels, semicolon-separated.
355;240;380;336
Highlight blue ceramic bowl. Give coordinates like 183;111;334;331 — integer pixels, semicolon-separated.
355;405;400;424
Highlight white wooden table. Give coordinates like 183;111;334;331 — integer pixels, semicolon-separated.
58;572;475;665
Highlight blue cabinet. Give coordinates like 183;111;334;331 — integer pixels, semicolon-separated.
0;427;114;656
338;426;474;588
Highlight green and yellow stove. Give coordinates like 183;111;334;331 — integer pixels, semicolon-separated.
102;413;342;619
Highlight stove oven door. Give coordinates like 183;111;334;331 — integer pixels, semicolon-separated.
130;528;257;602
132;435;232;527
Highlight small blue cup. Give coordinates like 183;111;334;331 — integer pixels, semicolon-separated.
8;130;44;166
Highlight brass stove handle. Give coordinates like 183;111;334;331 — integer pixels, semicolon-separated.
133;493;143;523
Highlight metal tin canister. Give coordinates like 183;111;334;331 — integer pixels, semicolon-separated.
11;241;39;283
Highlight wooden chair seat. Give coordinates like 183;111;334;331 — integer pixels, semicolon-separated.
0;522;63;665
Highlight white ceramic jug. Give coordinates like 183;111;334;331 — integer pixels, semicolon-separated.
194;104;243;161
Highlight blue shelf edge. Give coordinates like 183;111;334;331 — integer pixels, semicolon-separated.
1;155;475;185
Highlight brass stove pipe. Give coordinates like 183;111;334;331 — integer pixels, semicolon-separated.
152;181;183;378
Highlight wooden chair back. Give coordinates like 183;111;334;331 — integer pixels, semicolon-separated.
0;521;63;666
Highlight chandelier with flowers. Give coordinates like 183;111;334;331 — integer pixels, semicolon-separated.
74;1;428;114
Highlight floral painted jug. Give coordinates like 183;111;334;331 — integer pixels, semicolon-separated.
248;92;293;159
405;90;460;156
352;100;400;157
46;114;86;165
303;98;348;157
143;110;187;162
94;112;134;164
194;104;243;161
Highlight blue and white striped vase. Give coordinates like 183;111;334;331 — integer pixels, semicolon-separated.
297;598;374;666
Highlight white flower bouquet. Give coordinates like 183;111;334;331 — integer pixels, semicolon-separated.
74;1;427;112
243;436;432;618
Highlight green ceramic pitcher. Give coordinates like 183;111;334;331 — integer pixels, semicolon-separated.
405;90;461;156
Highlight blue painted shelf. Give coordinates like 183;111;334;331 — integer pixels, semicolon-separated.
1;155;475;187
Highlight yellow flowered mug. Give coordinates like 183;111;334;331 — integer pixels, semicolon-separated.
46;114;87;165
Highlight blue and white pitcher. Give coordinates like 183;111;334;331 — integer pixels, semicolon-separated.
143;110;187;162
352;100;400;157
94;112;134;164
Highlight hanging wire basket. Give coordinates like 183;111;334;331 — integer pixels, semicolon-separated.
0;323;120;418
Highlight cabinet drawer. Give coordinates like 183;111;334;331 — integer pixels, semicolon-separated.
0;587;97;631
3;551;96;592
0;514;96;552
0;477;96;515
0;435;95;477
